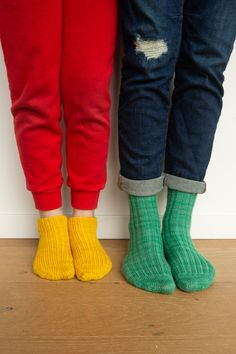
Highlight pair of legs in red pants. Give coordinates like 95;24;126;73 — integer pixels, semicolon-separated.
0;1;117;282
0;1;117;211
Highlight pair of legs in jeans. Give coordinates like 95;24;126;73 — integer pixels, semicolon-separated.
0;1;117;280
118;0;236;293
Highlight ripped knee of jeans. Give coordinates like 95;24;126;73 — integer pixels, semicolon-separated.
134;35;168;60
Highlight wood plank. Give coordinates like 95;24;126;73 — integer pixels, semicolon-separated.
1;337;236;354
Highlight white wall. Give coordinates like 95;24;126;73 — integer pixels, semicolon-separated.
0;44;236;239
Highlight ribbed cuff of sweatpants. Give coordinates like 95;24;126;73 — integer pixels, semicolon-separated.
71;190;100;210
32;187;62;211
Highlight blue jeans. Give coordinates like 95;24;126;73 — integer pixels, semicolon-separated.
118;0;236;195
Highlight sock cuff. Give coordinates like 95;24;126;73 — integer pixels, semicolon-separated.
68;216;98;234
128;194;159;218
37;215;68;235
167;188;197;206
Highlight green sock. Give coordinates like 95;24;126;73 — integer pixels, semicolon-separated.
162;188;216;292
122;195;176;294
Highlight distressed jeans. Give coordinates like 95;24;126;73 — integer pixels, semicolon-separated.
118;0;236;195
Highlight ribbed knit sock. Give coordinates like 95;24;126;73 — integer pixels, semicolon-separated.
162;189;216;292
68;216;112;281
122;195;176;294
33;215;75;280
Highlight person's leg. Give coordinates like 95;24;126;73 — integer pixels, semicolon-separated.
0;1;74;280
162;0;236;291
61;0;117;281
118;0;183;293
0;1;64;211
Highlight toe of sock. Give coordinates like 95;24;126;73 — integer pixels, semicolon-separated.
136;278;176;294
75;261;112;281
122;268;176;294
33;265;75;280
175;270;216;292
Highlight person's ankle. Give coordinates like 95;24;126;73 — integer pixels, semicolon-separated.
72;209;95;217
39;208;63;218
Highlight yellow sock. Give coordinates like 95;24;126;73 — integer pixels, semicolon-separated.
68;216;112;281
33;215;75;280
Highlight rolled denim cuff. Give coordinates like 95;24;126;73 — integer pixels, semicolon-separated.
164;173;206;194
118;173;165;196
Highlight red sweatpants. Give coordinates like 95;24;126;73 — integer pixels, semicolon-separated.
0;0;117;210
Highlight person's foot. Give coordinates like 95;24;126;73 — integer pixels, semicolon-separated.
162;189;215;292
68;216;112;281
122;195;176;294
33;215;75;280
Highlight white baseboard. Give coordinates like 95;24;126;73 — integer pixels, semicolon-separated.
0;212;236;239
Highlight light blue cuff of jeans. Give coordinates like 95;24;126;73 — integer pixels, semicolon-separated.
164;173;206;193
118;173;165;196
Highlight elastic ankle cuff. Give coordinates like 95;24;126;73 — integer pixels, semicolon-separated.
71;190;100;210
32;187;62;211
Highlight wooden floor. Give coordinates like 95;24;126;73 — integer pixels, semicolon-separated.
0;239;236;354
